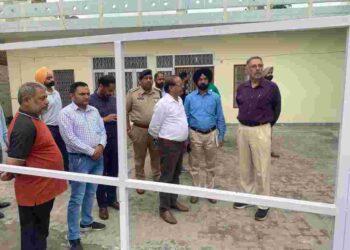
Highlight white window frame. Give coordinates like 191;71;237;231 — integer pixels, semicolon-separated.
1;15;350;250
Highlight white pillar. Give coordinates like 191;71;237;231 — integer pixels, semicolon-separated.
332;26;350;250
114;41;131;250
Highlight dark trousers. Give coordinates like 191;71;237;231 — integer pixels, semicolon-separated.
96;139;119;208
158;138;184;212
18;199;55;250
47;125;69;171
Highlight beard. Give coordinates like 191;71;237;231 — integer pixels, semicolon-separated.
197;83;208;91
44;81;55;88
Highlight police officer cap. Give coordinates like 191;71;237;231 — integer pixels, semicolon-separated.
139;69;153;80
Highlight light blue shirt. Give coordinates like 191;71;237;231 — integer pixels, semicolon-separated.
58;102;107;156
0;105;8;148
184;90;226;141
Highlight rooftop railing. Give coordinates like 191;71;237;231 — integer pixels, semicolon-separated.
0;0;349;32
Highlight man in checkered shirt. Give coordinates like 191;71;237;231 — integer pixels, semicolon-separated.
59;81;107;250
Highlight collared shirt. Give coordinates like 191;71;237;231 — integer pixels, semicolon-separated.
58;102;107;156
0;105;8;148
236;78;281;125
89;91;117;139
126;86;161;126
184;90;226;141
41;88;62;126
149;93;188;142
7;111;67;206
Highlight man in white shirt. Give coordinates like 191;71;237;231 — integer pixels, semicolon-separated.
149;76;190;225
35;67;68;171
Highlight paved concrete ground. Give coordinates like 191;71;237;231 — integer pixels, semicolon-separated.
0;124;338;249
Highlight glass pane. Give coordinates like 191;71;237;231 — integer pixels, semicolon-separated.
0;177;120;249
130;192;334;249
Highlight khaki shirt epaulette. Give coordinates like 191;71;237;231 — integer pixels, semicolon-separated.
128;86;141;94
126;87;161;126
153;87;161;93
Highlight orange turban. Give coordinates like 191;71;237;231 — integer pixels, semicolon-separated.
35;67;53;84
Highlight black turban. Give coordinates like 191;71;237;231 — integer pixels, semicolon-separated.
193;68;213;84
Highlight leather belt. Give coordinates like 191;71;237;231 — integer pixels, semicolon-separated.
239;121;269;127
190;126;216;134
133;123;149;129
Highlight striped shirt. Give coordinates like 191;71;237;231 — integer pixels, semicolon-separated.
58;102;107;156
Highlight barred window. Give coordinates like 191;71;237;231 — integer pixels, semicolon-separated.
53;69;75;107
124;56;147;69
125;72;133;93
93;57;115;70
156;55;173;68
175;54;213;66
93;57;148;70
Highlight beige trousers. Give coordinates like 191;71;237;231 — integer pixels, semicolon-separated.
189;129;218;189
237;123;271;209
129;125;160;180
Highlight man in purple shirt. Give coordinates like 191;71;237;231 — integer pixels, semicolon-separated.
89;75;119;221
233;56;281;221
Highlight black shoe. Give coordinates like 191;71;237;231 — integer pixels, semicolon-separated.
0;211;4;219
255;208;270;221
80;221;106;232
69;239;83;250
233;202;250;209
0;202;10;209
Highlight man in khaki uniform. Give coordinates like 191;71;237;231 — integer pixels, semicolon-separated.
126;69;161;194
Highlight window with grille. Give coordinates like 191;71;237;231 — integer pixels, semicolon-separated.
92;57;147;92
93;57;115;70
156;55;173;68
93;57;148;70
233;65;249;108
124;56;147;69
53;69;75;107
175;54;213;66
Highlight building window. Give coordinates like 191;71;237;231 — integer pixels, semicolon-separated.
93;57;115;70
53;69;75;107
233;65;249;108
175;54;213;66
124;56;147;69
156;54;214;93
156;55;173;68
92;57;147;92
